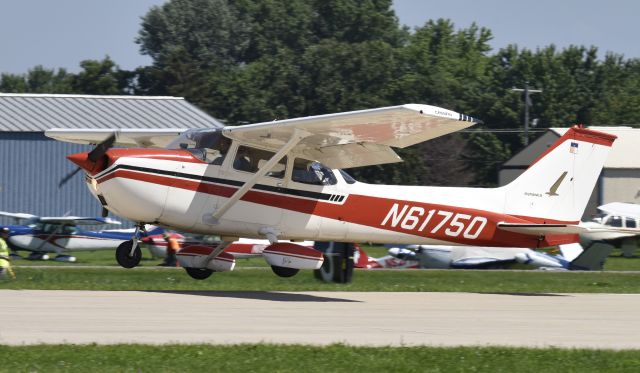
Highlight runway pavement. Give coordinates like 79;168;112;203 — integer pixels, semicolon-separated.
1;290;639;348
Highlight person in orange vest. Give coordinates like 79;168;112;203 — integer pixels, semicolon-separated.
161;232;181;267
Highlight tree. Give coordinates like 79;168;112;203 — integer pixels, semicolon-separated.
0;66;73;93
137;0;248;69
71;57;126;95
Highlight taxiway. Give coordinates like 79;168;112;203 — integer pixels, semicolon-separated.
1;290;638;348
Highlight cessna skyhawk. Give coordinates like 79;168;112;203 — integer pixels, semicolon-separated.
46;104;616;279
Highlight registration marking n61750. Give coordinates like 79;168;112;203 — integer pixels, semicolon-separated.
380;203;487;239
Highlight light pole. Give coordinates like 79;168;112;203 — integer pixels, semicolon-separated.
512;83;542;146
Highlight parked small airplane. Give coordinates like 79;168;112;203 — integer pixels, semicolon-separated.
353;245;419;269
46;103;616;279
382;243;611;270
0;211;170;262
0;211;134;262
581;202;640;257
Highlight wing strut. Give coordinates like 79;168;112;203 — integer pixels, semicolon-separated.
203;128;311;225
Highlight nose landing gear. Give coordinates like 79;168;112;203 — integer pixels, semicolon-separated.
115;223;145;268
116;240;142;268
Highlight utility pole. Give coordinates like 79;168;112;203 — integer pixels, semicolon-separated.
512;83;542;146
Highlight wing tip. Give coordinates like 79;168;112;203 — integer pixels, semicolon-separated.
403;103;483;125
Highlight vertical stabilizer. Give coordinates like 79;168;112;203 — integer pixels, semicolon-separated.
502;127;616;223
568;243;613;270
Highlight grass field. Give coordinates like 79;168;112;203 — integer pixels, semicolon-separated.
10;244;640;270
4;244;640;293
1;344;640;373
3;265;640;293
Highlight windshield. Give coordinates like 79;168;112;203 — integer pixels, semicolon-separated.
167;129;231;164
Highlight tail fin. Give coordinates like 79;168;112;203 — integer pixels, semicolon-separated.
567;242;613;270
353;244;373;268
502;127;616;223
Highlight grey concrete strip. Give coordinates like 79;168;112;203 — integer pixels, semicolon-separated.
0;290;639;348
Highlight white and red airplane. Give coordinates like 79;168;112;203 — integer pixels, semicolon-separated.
46;104;616;280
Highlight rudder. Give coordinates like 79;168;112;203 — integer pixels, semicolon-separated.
502;127;616;223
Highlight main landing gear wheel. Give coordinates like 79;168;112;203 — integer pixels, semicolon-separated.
115;240;142;268
185;267;213;280
271;265;299;278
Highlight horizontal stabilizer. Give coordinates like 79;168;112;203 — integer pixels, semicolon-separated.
497;222;586;235
498;222;640;237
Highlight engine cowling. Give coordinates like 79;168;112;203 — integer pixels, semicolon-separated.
262;242;324;270
176;245;236;272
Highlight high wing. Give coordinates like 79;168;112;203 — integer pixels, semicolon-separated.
37;217;121;226
223;104;480;168
45;104;480;169
0;211;120;226
44;128;188;148
0;211;38;221
597;202;640;217
449;246;522;268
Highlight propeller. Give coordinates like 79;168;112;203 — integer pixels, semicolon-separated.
87;133;116;162
58;133;117;188
57;167;83;187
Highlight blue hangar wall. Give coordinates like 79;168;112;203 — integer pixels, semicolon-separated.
0;132;125;226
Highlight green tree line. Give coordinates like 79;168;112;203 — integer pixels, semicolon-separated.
2;0;639;186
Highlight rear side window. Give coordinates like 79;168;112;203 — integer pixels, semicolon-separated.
625;218;637;228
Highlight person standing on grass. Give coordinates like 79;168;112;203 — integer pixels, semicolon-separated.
161;232;181;267
0;227;15;279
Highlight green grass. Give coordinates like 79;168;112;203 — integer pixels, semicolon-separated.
1;344;639;373
11;247;274;267
14;244;640;270
3;266;640;293
5;243;640;293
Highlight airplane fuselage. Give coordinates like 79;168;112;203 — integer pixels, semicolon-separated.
87;149;573;248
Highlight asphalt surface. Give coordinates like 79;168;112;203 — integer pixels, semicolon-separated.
2;290;639;348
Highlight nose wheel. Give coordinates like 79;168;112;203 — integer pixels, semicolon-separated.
116;240;142;268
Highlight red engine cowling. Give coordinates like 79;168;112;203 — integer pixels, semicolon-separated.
262;242;324;270
176;245;235;272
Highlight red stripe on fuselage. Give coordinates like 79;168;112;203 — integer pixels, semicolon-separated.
97;169;576;247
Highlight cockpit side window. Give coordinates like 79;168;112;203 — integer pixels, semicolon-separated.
232;145;286;178
41;223;58;233
292;158;337;186
62;225;78;234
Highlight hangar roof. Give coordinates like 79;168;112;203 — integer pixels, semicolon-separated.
0;93;224;132
504;126;640;169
